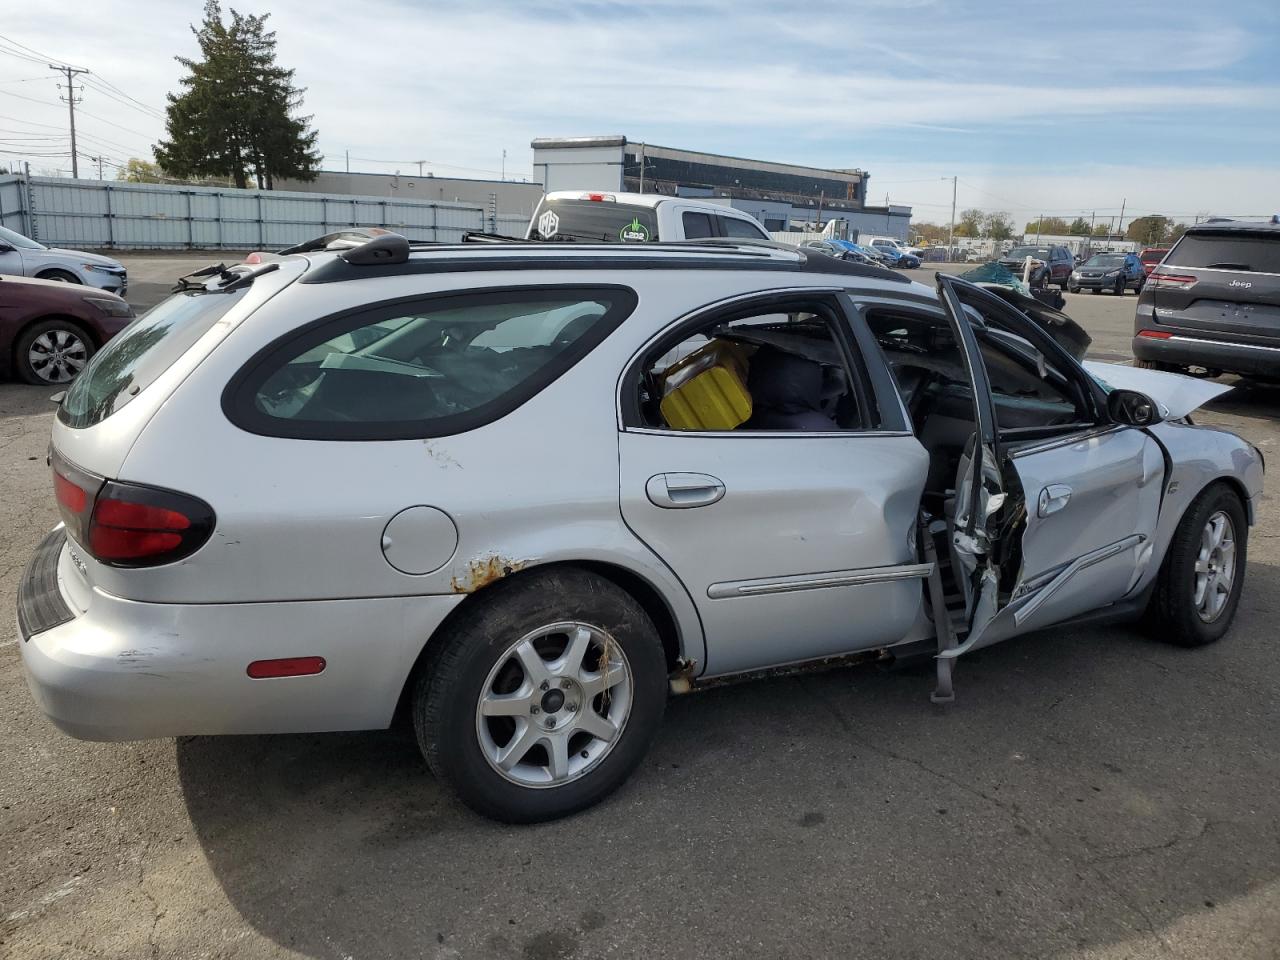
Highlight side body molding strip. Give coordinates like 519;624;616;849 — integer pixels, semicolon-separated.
707;562;934;600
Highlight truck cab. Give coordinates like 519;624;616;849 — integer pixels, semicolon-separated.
527;191;770;244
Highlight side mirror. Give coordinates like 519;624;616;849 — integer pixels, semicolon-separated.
1107;389;1164;426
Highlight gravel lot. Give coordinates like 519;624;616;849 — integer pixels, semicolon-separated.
2;255;1279;960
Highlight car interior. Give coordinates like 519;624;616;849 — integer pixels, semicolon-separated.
635;307;870;434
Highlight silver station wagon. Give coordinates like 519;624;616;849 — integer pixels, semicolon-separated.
18;236;1263;822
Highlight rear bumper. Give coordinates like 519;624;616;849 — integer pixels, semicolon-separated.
1133;331;1280;375
17;532;464;741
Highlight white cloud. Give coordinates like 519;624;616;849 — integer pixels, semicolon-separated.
2;0;1276;216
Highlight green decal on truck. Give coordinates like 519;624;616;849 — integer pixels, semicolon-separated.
619;218;651;242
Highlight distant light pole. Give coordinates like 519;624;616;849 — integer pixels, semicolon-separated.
943;176;957;257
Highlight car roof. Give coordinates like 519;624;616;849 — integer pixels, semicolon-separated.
292;235;920;289
1185;219;1280;236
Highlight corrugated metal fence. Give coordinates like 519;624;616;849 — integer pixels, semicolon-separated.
0;175;533;250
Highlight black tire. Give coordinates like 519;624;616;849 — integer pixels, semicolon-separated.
1114;277;1125;296
1144;483;1248;647
1091;288;1100;295
13;318;96;385
36;268;81;284
413;568;667;823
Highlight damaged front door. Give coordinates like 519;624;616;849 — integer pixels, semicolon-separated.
933;276;1005;646
935;275;1165;667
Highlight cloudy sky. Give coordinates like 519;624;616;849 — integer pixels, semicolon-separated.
3;0;1278;226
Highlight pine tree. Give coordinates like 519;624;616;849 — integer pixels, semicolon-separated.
156;1;320;190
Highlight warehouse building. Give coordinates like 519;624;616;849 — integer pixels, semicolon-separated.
532;136;911;240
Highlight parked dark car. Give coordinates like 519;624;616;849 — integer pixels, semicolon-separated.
801;239;878;265
1133;220;1280;377
1139;248;1170;277
0;274;134;384
1069;252;1145;295
999;244;1075;289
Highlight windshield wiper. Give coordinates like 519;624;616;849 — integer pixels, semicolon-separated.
1205;262;1251;271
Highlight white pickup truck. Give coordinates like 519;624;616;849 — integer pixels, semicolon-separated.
527;191;771;243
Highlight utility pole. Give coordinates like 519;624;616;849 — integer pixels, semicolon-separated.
89;155;103;180
345;149;349;174
49;64;88;179
638;142;645;193
1036;215;1042;242
415;160;425;177
944;176;957;258
501;149;506;181
1117;197;1127;239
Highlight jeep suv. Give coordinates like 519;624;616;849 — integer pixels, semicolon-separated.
1133;221;1280;377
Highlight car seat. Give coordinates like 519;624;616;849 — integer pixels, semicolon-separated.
744;347;839;431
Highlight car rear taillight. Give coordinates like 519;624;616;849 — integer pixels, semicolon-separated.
87;481;215;566
1149;271;1198;289
50;451;214;567
52;455;102;546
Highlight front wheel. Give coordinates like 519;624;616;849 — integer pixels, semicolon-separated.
1144;483;1248;646
414;568;668;822
14;319;95;384
36;268;81;284
1114;277;1126;295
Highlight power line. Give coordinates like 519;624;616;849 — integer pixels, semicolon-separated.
0;32;85;70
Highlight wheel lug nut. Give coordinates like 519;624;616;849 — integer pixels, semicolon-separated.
561;679;571;689
530;705;540;715
540;680;549;691
546;717;556;729
567;702;577;712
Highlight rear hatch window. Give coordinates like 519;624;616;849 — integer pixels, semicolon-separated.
58;290;246;428
529;198;658;242
1165;232;1280;273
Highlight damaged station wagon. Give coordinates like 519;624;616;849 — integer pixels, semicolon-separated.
18;236;1264;822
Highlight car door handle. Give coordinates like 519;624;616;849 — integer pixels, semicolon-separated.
645;473;726;509
1037;484;1072;518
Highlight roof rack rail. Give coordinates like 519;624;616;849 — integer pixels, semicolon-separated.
339;233;411;265
172;260;279;294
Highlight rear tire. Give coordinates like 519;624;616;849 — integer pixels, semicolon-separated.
1144;483;1247;647
1114;277;1126;296
413;568;668;823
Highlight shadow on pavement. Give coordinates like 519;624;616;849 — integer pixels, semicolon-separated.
176;563;1280;958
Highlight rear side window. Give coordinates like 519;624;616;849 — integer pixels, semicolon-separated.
1165;233;1280;273
681;212;715;239
224;287;636;440
720;217;768;239
59;291;245;428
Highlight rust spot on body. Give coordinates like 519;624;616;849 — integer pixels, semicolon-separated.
450;556;526;593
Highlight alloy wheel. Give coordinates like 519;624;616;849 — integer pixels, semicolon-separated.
27;329;88;383
475;621;633;788
1194;510;1236;623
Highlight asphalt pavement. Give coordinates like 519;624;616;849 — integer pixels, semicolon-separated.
2;256;1279;960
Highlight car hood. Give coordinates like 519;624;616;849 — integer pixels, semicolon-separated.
40;247;124;269
1082;361;1232;419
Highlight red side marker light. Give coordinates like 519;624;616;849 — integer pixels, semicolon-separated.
1137;329;1173;339
247;656;327;679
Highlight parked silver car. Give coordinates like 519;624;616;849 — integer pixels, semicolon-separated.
0;225;127;294
18;237;1263;822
